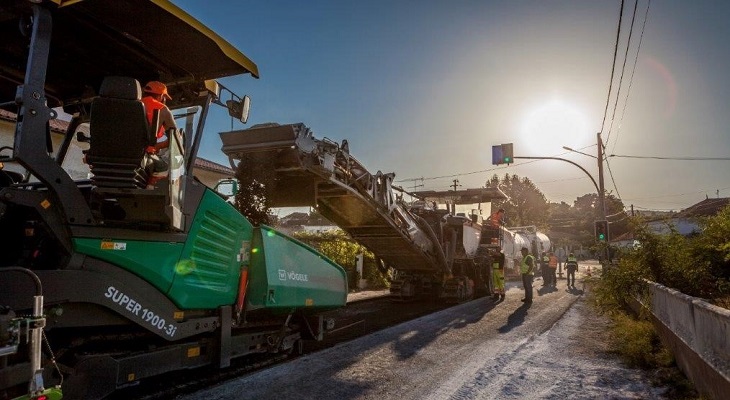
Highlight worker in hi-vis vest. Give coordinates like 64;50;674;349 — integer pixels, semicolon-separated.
491;251;506;301
566;253;579;288
520;247;535;303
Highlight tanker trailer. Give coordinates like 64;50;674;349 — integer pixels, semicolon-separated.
500;226;551;276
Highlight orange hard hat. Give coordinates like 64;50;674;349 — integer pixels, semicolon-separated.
143;81;171;100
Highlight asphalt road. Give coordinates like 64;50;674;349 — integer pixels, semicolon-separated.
180;261;662;400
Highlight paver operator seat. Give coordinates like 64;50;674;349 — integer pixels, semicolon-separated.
87;76;155;189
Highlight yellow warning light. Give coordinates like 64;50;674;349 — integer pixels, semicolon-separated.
187;347;201;358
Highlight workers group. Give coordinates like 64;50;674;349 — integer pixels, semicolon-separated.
540;251;559;288
516;248;580;304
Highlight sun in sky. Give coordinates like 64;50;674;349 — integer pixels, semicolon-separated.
520;99;591;155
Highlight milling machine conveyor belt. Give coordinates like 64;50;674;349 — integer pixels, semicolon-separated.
220;123;449;274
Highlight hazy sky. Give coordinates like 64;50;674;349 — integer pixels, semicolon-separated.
174;0;730;212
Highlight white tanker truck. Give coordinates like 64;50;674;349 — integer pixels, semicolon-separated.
500;225;551;275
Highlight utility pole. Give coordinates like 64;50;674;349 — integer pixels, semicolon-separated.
597;132;608;265
401;177;424;192
597;132;606;221
450;179;461;214
401;177;424;204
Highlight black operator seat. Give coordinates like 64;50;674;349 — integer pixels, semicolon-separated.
87;76;155;189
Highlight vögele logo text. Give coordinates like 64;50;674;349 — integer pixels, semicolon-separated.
278;269;309;282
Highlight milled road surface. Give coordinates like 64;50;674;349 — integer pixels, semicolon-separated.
181;261;663;399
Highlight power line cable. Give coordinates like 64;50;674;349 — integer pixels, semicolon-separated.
597;0;626;208
599;0;625;136
605;0;639;145
611;0;652;154
396;148;585;183
604;157;623;202
534;176;587;184
628;193;730;212
625;186;730;201
605;1;647;203
609;154;730;160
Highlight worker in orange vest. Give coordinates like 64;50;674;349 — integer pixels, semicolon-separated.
141;81;177;188
548;252;558;288
488;208;505;228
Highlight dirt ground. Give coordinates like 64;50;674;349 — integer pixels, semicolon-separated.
182;260;672;400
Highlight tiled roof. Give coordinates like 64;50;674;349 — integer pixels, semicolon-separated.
0;109;67;133
610;231;635;242
194;157;235;175
676;197;730;218
1;109;234;174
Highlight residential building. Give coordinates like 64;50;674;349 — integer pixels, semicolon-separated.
0;109;234;187
646;197;730;236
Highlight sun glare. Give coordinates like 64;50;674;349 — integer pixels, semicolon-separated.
520;100;590;154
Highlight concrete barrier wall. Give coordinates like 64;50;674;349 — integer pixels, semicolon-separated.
644;281;730;399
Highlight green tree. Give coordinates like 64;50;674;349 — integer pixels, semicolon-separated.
487;174;549;227
690;205;730;301
571;192;628;247
546;201;583;248
234;152;276;226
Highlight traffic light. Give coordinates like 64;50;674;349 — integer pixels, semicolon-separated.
594;220;609;242
502;143;513;164
492;143;514;165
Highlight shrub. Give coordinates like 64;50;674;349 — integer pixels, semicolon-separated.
610;313;666;368
292;230;389;290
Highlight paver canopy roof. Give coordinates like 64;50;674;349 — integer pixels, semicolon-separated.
0;0;259;108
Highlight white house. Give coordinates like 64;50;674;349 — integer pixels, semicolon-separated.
647;197;729;236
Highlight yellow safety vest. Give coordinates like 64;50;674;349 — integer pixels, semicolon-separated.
521;254;535;275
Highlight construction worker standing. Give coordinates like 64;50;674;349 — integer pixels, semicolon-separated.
548;252;558;288
491;251;506;301
566;253;579;288
520;247;535;303
540;252;550;287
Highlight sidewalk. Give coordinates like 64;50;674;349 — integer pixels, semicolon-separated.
346;288;390;303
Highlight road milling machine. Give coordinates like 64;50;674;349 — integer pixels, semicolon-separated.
220;123;508;302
